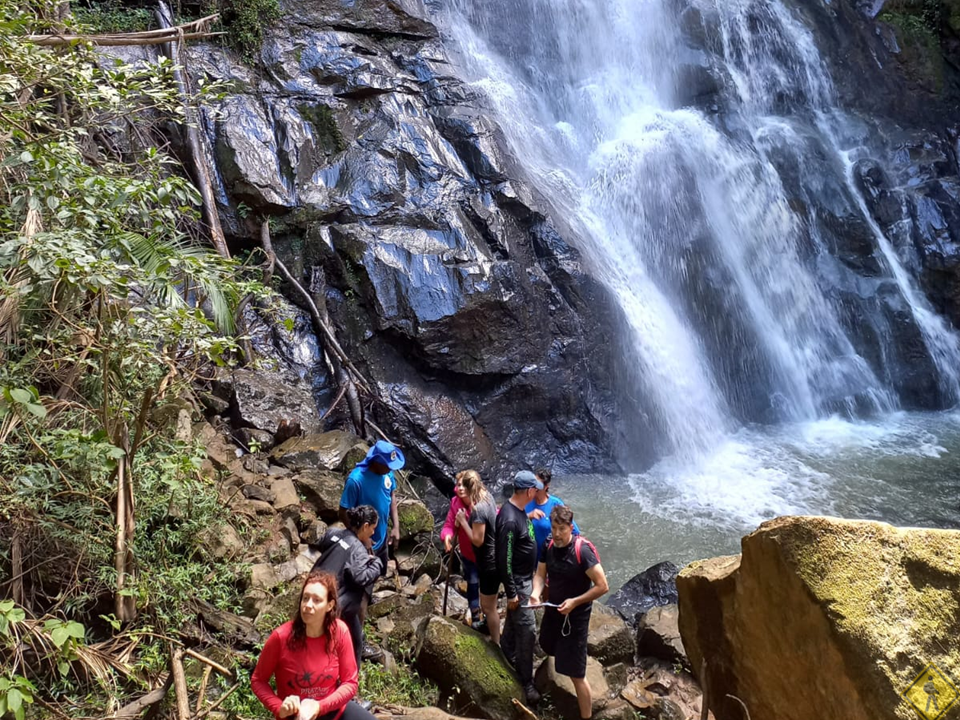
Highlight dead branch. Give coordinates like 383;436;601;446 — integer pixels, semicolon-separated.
194;680;241;719
115;674;172;720
726;694;751;720
183;648;233;678
511;698;539;720
195;665;211;714
25;31;225;46
171;647;190;720
24;14;222;46
156;1;229;259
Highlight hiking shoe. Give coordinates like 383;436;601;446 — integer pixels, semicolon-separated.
523;684;541;707
357;699;374;712
471;617;489;635
361;643;384;661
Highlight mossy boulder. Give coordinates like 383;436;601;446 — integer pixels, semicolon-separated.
678;516;960;720
415;616;523;720
398;498;434;539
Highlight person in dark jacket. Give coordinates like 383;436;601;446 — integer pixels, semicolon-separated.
495;470;542;706
311;505;382;666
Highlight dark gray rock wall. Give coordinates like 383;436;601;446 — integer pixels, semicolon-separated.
182;0;650;484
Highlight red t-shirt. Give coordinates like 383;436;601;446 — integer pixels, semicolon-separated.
251;619;358;719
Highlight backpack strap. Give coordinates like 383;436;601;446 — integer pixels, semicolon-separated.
573;536;600;565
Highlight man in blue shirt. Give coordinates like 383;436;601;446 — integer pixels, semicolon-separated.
526;468;580;563
339;440;405;577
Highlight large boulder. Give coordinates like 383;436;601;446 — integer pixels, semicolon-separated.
271;431;366;473
678;516;960;720
227;368;321;435
606;562;679;626
588;603;636;666
534;656;609;720
415;616;523;720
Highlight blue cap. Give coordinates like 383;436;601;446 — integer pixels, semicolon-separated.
365;440;405;471
513;470;543;490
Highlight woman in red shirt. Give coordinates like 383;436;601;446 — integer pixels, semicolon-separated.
251;570;377;720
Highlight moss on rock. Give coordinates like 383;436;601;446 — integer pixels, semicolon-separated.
678;516;960;720
415;616;522;720
397;498;434;539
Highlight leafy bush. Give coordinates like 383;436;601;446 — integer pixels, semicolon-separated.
0;0;266;714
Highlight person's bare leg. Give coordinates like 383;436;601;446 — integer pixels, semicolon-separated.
480;592;500;645
571;677;592;719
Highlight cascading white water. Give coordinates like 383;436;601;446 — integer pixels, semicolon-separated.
439;0;960;461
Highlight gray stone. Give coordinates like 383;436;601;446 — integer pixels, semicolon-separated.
236;427;276;453
301;520;329;546
230;368;320;435
606;562;679;626
535;656;609;720
242;484;275;503
281;516;301;548
271;431;365;473
588;603;636;666
293;470;343;519
636;604;685;663
200;523;245;561
276;559;301;583
270;477;300;511
249;564;280;592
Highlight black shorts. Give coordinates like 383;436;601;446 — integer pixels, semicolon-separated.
539;605;591;679
478;566;500;596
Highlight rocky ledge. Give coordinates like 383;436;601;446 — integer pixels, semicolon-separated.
678;516;960;720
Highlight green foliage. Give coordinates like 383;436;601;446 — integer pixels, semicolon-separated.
219;0;282;59
72;1;155;34
0;675;36;720
0;0;267;714
359;662;440;708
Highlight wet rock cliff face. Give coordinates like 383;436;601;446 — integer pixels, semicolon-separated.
187;0;652;483
188;0;960;481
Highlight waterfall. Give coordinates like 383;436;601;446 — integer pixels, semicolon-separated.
439;0;960;461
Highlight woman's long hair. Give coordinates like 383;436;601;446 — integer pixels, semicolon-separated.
455;469;491;508
287;570;340;652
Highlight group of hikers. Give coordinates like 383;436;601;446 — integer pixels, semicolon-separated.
251;440;609;720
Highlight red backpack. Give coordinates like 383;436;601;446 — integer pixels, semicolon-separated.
547;535;600;565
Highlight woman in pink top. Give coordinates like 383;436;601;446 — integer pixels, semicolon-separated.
440;470;481;628
251;570;378;720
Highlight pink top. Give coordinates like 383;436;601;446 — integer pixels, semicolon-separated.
439;495;476;563
251;619;358;719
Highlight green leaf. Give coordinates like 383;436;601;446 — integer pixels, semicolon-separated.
14;705;23;720
8;608;24;624
7;688;21;713
0;694;6;715
58;660;69;676
0;600;14;613
19;151;32;163
66;621;85;639
8;388;31;404
51;626;69;648
24;403;47;419
106;446;126;460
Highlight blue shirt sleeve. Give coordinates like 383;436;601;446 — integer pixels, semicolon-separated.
340;472;360;509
